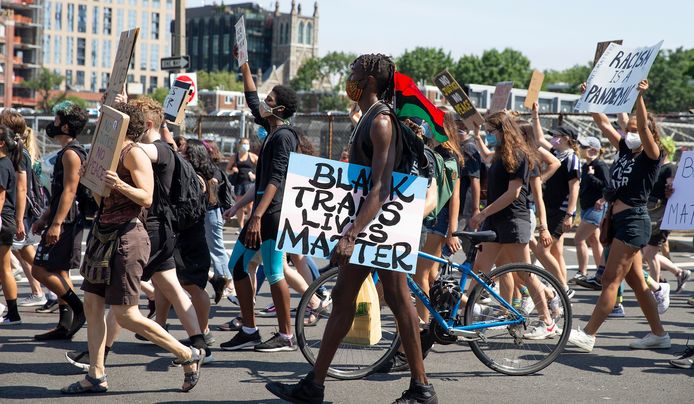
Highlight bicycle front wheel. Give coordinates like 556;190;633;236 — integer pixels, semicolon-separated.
295;266;400;380
463;263;572;375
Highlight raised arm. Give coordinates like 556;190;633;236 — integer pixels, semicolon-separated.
635;80;660;161
473;125;494;163
581;83;622;148
531;102;553;151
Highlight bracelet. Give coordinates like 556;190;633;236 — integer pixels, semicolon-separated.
536;225;547;232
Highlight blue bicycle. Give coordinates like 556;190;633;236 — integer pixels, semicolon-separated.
295;230;572;379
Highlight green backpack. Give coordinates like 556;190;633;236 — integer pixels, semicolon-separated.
423;146;458;225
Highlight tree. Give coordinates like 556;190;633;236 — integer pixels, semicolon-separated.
478;48;532;87
196;70;243;91
291;52;357;112
452;55;484;86
25;68;64;112
643;47;694;113
397;47;453;84
150;87;170;105
290;57;322;91
47;94;88;111
542;64;592;93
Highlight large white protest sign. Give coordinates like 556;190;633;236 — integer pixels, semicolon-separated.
276;153;428;274
235;16;248;66
575;41;663;114
661;151;694;230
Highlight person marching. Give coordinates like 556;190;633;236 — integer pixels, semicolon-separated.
226;137;257;230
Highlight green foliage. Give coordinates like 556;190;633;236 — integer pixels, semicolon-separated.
197;70;243;91
150;87;170;105
317;93;350;111
291;52;357;112
24;68;65;112
290;57;322;91
397;47;453;84
642;47;694;113
47;94;87;111
450;48;531;87
542;64;592;93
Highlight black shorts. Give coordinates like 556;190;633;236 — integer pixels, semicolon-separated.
142;219;176;281
482;217;531;244
34;222;80;273
174;219;210;289
238;210;281;245
546;208;567;239
0;214;17;246
612;206;651;249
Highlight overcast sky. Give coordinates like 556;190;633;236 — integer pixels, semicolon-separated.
188;0;693;70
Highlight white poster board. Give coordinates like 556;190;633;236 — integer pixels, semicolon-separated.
660;151;694;230
163;80;191;124
574;41;663;114
235;16;248;66
276;153;428;274
489;81;513;113
169;72;198;107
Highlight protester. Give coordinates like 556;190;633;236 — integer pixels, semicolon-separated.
226;137;257;230
568;80;670;352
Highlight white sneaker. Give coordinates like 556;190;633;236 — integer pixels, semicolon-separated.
629;332;671;349
523;321;557;340
654;282;671;314
568;328;595;352
18;294;48;307
520;296;535;316
0;303;5;317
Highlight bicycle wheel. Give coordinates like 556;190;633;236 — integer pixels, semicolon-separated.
463;263;572;375
295;266;400;380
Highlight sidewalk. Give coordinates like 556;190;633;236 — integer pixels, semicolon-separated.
564;230;694;252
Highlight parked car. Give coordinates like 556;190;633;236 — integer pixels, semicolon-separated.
40;144;91;189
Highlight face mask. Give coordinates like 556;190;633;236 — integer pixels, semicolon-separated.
241;143;250;152
345;79;363;102
457;129;466;136
625;132;642;150
550;137;562;146
257;127;268;141
45;122;60;139
259;100;278;118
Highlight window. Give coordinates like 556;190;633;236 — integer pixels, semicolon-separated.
151;13;160;39
560;100;576;113
77;38;86;65
140;75;147;89
202;35;209;61
67;4;74;32
224;95;234;104
102;40;112;67
102;72;110;89
76;71;85;87
91;39;98;67
237;95;244;107
142;10;149;39
46;2;52;29
90;72;97;92
514;96;527;111
53;36;61;65
150;46;159;72
66;70;73;86
117;9;124;33
78;5;87;33
140;43;148;70
42;34;51;64
128;10;136;30
55;3;62;30
306;22;313;44
104;8;112;35
127;74;134;83
92;6;99;34
298;22;304;44
150;76;158;89
284;23;290;44
67;37;74;64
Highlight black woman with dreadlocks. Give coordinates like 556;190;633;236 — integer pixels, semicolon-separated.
266;54;438;404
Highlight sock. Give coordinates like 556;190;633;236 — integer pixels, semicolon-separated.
595;265;605;281
242;326;258;335
60;290;83;315
280;332;293;340
58;304;73;329
512;298;521;308
47;291;58;300
519;286;529;296
189;334;207;350
104;346;111;359
6;299;20;320
617;283;624;304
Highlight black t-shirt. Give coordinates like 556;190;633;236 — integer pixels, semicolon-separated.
148;140;175;223
0;156;17;218
458;138;482;216
609;138;662;207
650;162;676;201
17;150;32;219
487;154;530;222
253;127;299;216
543;149;580;211
579;158;610;211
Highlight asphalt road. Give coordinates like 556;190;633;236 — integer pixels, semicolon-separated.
1;230;693;403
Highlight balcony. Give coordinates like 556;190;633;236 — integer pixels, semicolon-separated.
0;1;41;11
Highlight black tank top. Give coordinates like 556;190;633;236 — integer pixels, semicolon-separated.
235;152;254;184
348;101;402;167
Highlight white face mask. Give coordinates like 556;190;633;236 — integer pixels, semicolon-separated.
625;132;642;150
241;143;250;152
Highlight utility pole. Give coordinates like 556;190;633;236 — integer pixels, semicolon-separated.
1;9;15;109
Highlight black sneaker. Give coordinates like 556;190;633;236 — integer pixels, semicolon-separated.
66;311;86;339
179;330;216;346
266;371;325;404
576;276;602;291
35;326;71;341
220;329;261;351
393;378;438;404
254;332;298;352
35;299;59;313
565;288;576;299
209;275;227;305
65;350;90;371
388;352;410;372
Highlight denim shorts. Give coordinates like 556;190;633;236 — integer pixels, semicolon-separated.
424;206;449;237
580;206;606;226
611;206;651;249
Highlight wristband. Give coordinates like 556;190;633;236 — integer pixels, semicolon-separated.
565;212;576;218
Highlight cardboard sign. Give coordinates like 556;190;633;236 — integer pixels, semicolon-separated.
523;70;545;109
235;15;248;66
163;80;191;124
661;151;694;230
575;41;663;114
489;81;514;113
81;105;129;198
276;153;427;274
594;40;623;65
432;69;484;130
170;72;198;106
104;28;139;107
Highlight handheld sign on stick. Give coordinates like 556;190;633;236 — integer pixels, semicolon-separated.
104;28;140;107
523;70;545;110
163;80;192;124
235;16;248;66
80;105;130;198
489;81;514;113
432;69;484;130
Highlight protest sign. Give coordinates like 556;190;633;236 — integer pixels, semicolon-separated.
80;105;129;198
432;69;484;130
489;81;513;113
104;28;139;107
660;151;694;230
276;153;428;274
169;72;198;106
523;70;545;109
594;39;623;65
235;16;248;66
575;41;663;114
163;80;191;124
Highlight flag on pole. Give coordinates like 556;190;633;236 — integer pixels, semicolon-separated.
394;72;447;142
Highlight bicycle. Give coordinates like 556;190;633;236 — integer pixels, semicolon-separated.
295;230;572;380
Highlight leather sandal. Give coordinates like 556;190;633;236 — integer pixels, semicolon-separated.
304;299;332;327
60;374;108;394
180;347;204;392
218;317;243;332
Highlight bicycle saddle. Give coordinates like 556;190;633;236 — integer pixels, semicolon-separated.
452;230;497;244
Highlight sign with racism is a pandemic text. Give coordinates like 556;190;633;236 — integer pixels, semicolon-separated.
575;41;663;114
661;151;694;231
276;153;428;274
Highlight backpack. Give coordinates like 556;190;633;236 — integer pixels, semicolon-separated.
66;144;99;218
423;147;457;225
25;155;50;220
217;168;236;211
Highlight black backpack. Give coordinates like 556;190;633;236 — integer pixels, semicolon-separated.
25;155;50;220
66;144;99;218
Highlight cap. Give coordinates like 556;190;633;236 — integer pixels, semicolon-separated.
578;136;601;150
548;125;578;141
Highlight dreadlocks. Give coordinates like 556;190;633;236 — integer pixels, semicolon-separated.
351;53;396;102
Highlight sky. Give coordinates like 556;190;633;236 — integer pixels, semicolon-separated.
188;0;694;70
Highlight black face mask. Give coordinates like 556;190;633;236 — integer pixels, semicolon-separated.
45;122;61;139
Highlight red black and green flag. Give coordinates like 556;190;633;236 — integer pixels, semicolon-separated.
394;72;448;142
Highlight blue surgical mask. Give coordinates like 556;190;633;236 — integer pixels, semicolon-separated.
257;127;268;141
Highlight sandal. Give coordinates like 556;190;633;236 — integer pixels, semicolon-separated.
61;374;108;394
180;347;205;392
218;316;243;332
304;298;332;327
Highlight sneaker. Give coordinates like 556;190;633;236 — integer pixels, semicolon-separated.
669;345;694;369
608;304;625;318
654;282;671;314
35;326;71;340
569;272;587;284
254;332;298;352
380;351;410;373
568;328;596;352
523;321;557;340
548;292;564;321
12;267;23;282
675;269;691;293
35;299;59;313
565;287;576;300
520;296;535;316
0;303;5;317
256;304;277;317
629;332;671;349
18;294;48;307
265;371;325;404
688;297;694;306
209;275;227;305
393;378;438;404
576;276;602;291
220;329;261;351
0;316;21;326
65;350;91;371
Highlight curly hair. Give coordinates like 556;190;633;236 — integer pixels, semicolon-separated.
53;101;88;137
0;110;40;161
486;111;535;173
184;139;216;181
202;139;224;163
351;53;396;102
129;96;163;129
113;102;146;142
271;85;298;119
0;124;25;171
